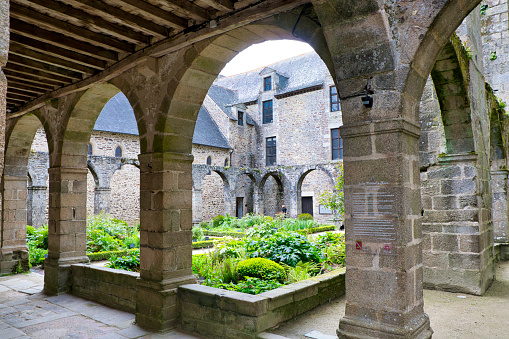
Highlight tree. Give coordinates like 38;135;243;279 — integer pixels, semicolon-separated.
318;164;344;222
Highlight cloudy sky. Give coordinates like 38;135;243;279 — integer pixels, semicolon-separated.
220;40;314;76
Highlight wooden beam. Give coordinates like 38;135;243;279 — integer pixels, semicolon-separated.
161;0;210;21
7;54;84;80
117;0;188;29
5;94;26;102
10;33;108;70
10;19;118;62
68;0;169;38
4;63;74;84
18;0;151;45
7;89;34;100
199;0;234;12
4;70;63;88
10;3;135;53
9;43;97;75
8;81;49;95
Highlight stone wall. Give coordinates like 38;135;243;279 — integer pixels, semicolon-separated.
201;171;225;221
300;169;335;223
71;264;138;313
179;269;345;339
110;164;140;225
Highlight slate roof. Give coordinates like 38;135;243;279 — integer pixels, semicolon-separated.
213;52;327;104
94;93;139;135
192;106;231;149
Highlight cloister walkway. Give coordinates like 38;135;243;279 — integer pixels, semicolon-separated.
1;261;508;339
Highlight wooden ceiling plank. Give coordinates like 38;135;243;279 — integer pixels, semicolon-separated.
10;19;118;62
7;54;84;80
5;95;27;103
161;0;210;21
19;0;151;45
4;70;63;88
10;3;135;53
69;0;168;38
199;0;234;12
117;0;188;29
8;81;48;95
5;63;74;84
9;42;97;75
10;33;108;70
7;89;34;100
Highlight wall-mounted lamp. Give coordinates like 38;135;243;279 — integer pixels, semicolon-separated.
361;94;373;108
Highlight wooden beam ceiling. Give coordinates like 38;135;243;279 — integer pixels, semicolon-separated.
3;0;312;115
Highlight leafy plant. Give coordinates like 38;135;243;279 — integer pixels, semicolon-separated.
106;249;140;272
192;226;204;241
218;276;283;295
318;163;344;222
490;51;497;61
283;261;321;283
212;215;225;228
480;4;488;15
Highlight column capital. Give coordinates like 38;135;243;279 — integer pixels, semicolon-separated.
48;167;88;175
340;118;420;139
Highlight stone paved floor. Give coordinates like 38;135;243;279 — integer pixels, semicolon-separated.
0;270;202;339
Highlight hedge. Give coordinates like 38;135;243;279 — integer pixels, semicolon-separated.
192;240;216;249
203;230;245;238
295;225;336;235
86;249;138;261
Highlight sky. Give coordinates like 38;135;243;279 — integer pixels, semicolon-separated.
219;40;315;76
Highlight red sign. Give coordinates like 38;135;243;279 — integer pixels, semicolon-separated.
356;241;362;250
384;244;391;252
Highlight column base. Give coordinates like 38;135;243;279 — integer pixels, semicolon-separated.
338;313;432;339
0;248;29;275
44;256;89;295
136;275;196;331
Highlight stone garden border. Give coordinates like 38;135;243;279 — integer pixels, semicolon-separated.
70;264;345;338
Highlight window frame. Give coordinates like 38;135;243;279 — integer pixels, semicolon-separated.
266;136;276;166
206;156;212;165
262;100;273;124
115;146;122;158
263;76;272;91
88;143;93;156
330;86;340;112
238;111;244;126
331;128;343;160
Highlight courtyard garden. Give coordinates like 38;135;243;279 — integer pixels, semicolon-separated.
26;213;345;295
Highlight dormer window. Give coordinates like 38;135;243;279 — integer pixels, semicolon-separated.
238;111;244;126
263;76;272;91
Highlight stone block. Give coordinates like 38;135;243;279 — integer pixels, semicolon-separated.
441;179;476;195
432;233;459;252
427;166;461;179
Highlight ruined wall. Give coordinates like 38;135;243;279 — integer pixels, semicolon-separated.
110;165;139;225
201;172;225;221
300;169;335;223
192;144;229;166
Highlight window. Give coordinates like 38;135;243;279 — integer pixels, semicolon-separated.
330;86;340;112
224;158;229;167
262;100;273;124
331;128;343;160
88;143;93;156
206;156;212;165
266;137;276;166
115;146;122;158
263;76;272;91
238;111;244;126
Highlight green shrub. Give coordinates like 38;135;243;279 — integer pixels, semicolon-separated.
246;231;321;267
192;240;215;249
26;225;36;236
297;213;313;221
87;249;137;261
199;221;210;229
213;238;245;259
314;231;344;249
87;228;123;253
283;261;321;283
106;249;140;272
237;258;286;282
212;215;225;228
192;226;204;241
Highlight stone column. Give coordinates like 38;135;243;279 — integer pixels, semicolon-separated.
1;175;29;273
253;187;264;215
44;167;89;295
136;152;196;331
192;189;203;224
94;187;111;214
288;188;299;219
338;119;432;338
491;170;509;243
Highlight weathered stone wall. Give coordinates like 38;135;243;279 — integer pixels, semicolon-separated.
300;169;335;223
201;172;225;221
263;176;282;217
27;152;49;227
110;164;140;225
71;264;138;313
192;144;230;166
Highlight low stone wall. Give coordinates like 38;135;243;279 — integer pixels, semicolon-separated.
179;268;345;339
71;264;138;313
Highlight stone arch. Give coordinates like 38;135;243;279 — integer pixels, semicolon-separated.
260;171;286;217
232;171;258;217
296;167;336;220
430;37;474;154
2;113;45;273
